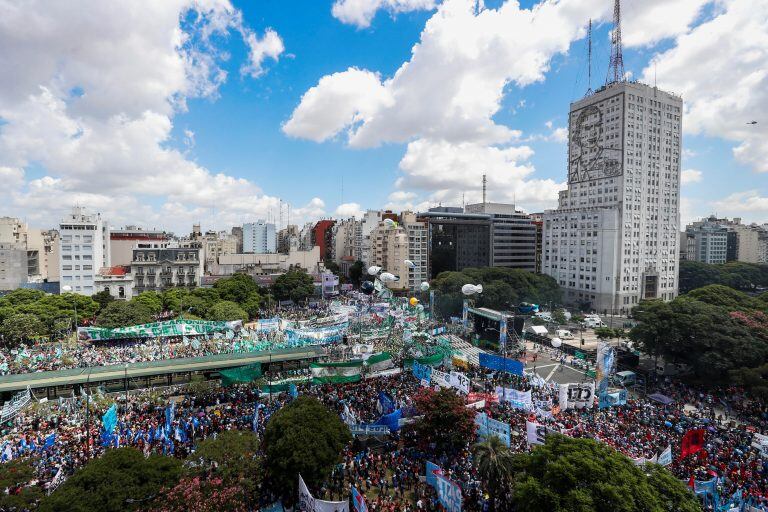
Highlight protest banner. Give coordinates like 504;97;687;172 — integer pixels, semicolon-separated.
559;383;595;410
298;474;349;512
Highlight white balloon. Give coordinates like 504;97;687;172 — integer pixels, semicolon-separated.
383;218;396;228
420;282;430;292
461;284;476;296
380;272;398;282
474;284;483;294
404;259;415;269
367;265;381;276
551;337;562;348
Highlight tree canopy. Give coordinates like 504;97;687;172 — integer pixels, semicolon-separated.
214;273;261;304
0;290;98;341
431;267;561;317
271;269;316;303
413;387;476;455
679;260;768;293
0;458;44;511
40;447;182;512
508;435;699;512
630;286;768;395
206;300;248;322
96;300;154;328
263;396;351;503
1;313;46;347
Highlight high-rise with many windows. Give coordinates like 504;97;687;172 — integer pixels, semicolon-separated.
542;81;683;314
59;206;111;295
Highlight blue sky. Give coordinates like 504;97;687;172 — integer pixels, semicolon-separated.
0;0;765;232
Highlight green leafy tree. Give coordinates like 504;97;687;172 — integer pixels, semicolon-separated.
1;313;46;347
413;388;476;455
431;267;561;317
263;396;351;504
0;288;46;306
92;290;115;312
552;309;567;325
206;301;248;322
508;435;699;512
214;273;260;304
96;300;154;328
40;447;182;512
685;284;763;311
0;458;44;511
348;260;365;286
271;269;316;303
630;297;768;384
131;291;163;316
472;436;514;512
186;430;263;505
241;293;263;320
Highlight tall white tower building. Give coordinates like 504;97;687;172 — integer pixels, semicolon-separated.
542;2;682;314
243;221;276;253
59;206;111;295
542;81;683;314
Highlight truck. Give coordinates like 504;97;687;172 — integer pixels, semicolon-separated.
555;329;574;339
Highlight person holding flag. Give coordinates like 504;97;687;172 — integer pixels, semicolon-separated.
351;486;368;512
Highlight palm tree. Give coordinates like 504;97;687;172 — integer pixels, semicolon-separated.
472;435;514;512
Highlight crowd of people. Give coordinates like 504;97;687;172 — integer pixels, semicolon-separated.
1;298;767;511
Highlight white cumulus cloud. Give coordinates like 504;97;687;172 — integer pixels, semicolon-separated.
643;0;768;173
680;169;703;184
332;0;438;28
0;0;290;232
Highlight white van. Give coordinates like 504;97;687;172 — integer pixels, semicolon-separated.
555;329;574;339
583;318;606;328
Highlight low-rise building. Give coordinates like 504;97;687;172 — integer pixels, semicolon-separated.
94;266;134;299
131;246;203;295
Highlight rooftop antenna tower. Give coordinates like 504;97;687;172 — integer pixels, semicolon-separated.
482;173;487;204
606;0;625;85
586;19;593;95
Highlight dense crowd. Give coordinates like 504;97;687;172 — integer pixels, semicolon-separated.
2;361;767;511
1;297;767;511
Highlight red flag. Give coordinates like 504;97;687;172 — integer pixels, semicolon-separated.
688;475;695;488
680;429;706;459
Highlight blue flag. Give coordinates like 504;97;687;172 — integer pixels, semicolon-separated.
43;433;56;450
289;383;298;399
352;486;368;512
378;392;395;414
426;461;443;488
102;404;118;433
165;402;175;431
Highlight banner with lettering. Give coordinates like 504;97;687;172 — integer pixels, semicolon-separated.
298;474;349;512
412;361;433;383
431;369;451;388
475;412;511;446
595;341;616;397
435;474;463;512
598;389;627;409
495;387;532;410
450;371;470;394
558;383;595;410
526;420;556;446
462;300;469;328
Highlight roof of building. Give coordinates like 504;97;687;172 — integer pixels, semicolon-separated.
98;266;128;276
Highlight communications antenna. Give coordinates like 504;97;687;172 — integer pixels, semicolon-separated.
606;0;625;84
482;173;487;204
586;19;594;95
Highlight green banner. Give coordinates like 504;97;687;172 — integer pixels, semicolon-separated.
403;352;444;368
78;319;242;341
219;363;262;386
574;351;586;360
311;374;362;385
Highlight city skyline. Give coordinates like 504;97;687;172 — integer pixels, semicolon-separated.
0;0;766;235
